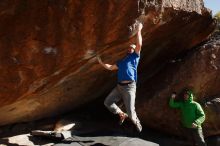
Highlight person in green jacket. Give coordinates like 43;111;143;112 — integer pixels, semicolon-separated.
169;89;207;146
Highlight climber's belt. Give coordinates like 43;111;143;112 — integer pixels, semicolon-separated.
118;81;134;86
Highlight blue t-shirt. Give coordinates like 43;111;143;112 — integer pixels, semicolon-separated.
116;52;140;82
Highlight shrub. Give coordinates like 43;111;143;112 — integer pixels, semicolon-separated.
214;12;220;31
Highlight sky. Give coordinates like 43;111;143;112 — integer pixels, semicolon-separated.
204;0;220;15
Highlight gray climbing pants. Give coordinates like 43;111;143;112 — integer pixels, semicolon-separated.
184;127;207;146
104;82;139;124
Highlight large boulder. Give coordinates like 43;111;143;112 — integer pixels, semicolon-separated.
137;32;220;137
0;0;215;126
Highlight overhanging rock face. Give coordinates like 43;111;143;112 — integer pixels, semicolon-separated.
137;32;220;137
0;0;215;126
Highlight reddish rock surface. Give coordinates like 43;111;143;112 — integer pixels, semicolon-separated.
0;0;215;129
137;30;220;137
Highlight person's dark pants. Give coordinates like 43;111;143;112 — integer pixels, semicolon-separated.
184;127;207;146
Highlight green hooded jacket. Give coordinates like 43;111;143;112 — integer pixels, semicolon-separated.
169;91;205;129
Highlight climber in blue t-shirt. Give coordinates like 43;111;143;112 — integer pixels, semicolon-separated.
97;23;143;132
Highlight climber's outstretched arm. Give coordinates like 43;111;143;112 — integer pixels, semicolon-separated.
97;56;118;71
135;23;143;55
